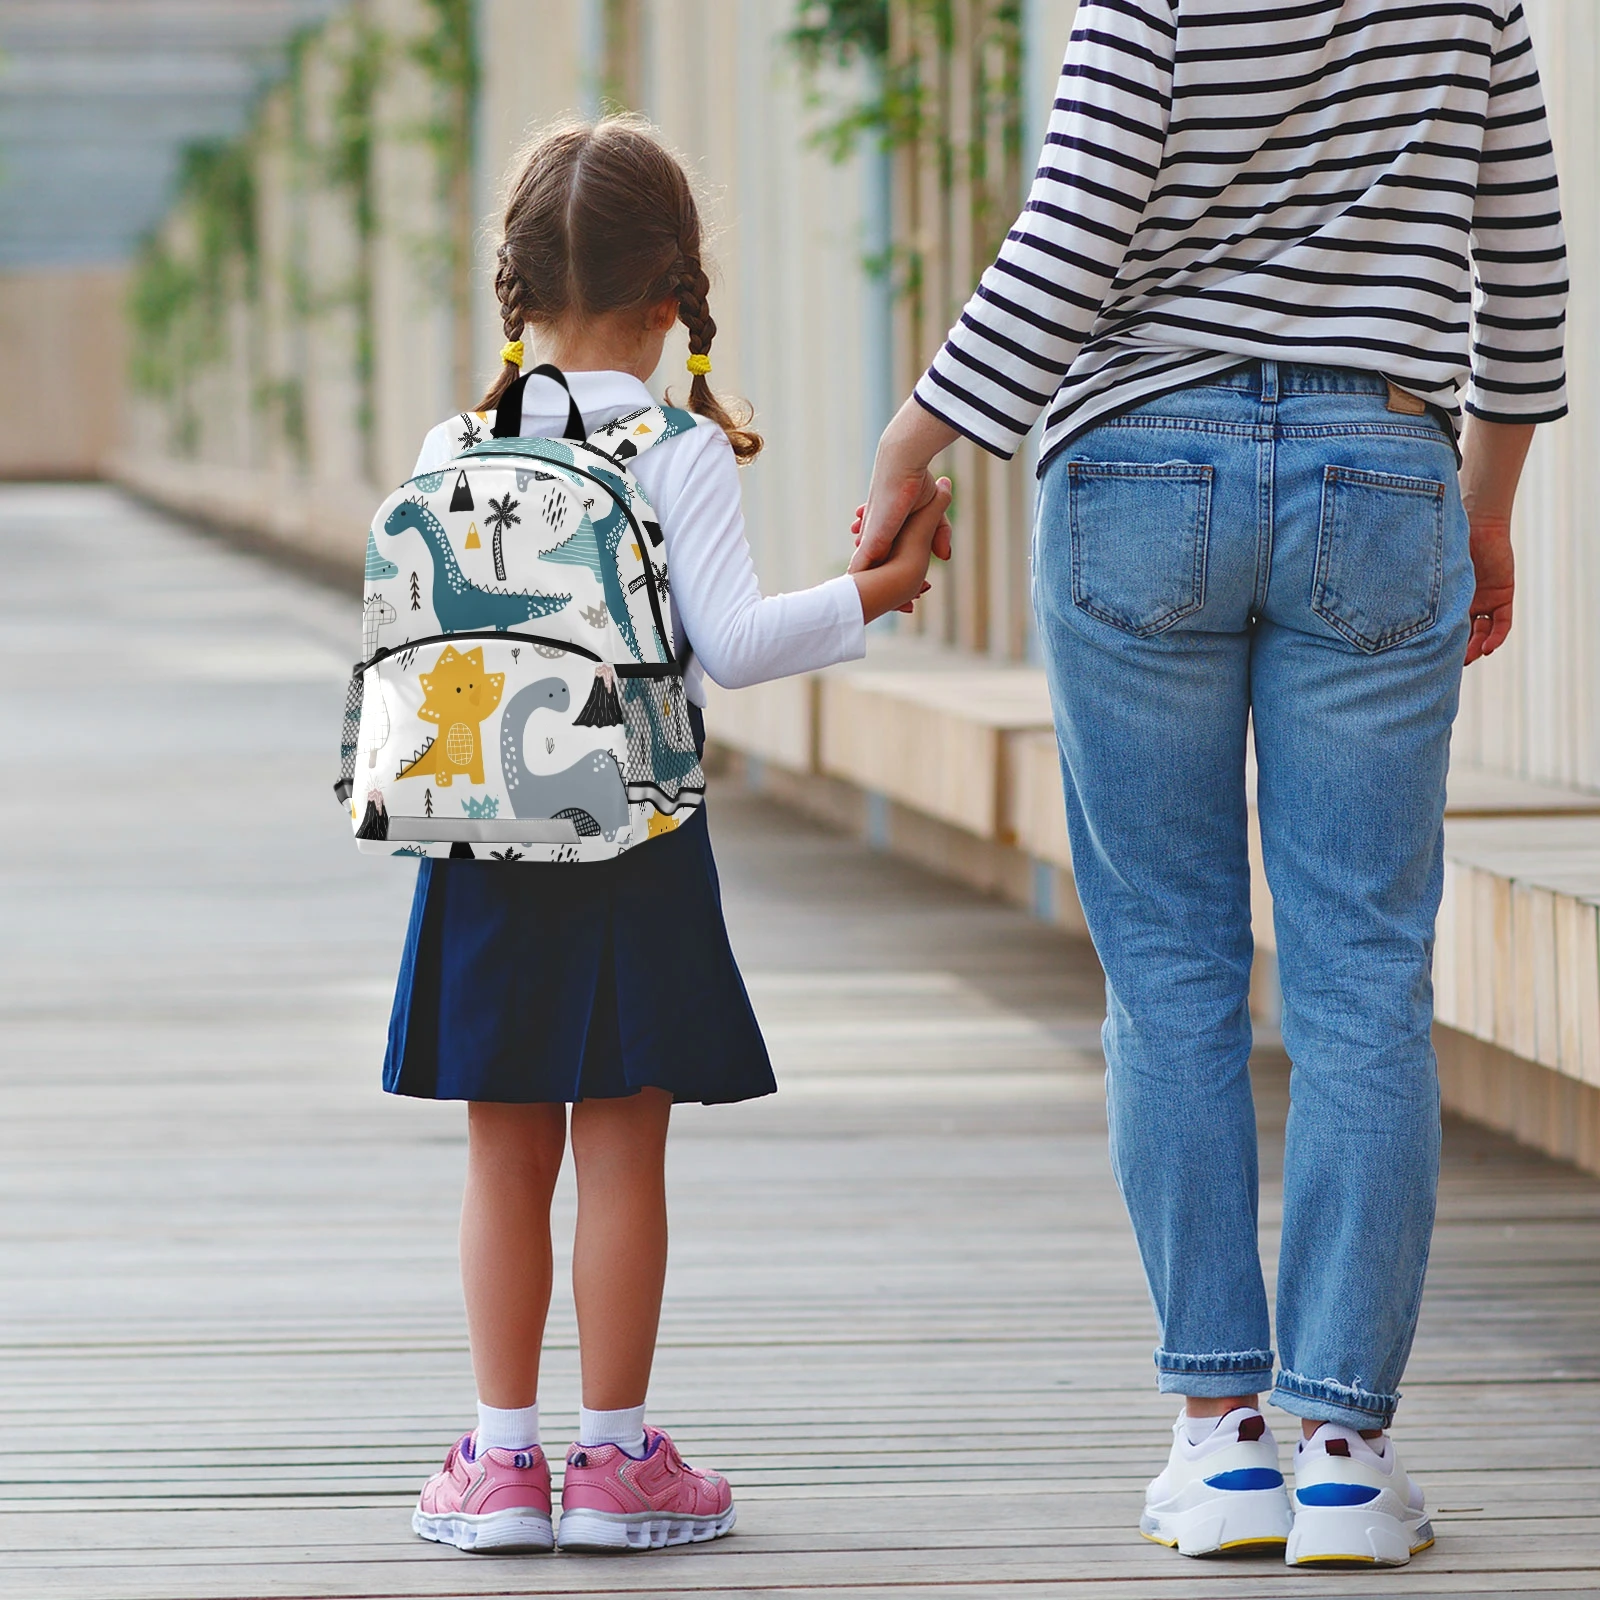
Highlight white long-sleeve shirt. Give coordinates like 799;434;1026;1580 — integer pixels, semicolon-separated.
412;369;865;704
917;0;1568;469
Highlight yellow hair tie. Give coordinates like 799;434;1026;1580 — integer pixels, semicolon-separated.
500;340;524;368
686;353;712;377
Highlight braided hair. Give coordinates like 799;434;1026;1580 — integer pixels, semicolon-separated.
478;116;761;464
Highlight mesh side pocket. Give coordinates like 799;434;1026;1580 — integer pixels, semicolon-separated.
623;676;704;802
334;671;363;807
658;675;696;752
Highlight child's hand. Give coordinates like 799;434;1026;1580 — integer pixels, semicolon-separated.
850;477;951;624
852;499;931;614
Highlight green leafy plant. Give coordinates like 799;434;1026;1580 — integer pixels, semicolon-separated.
325;11;387;470
126;134;259;454
788;0;889;65
786;0;911;164
786;1;1022;296
406;0;478;405
181;139;259;308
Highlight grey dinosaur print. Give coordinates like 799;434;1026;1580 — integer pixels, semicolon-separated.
384;499;569;632
498;678;629;840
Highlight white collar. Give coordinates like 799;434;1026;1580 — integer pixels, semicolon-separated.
518;368;657;435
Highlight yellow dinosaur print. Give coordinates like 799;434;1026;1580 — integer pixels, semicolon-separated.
647;811;679;838
397;645;505;787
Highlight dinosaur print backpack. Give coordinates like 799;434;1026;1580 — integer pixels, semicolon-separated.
334;365;706;863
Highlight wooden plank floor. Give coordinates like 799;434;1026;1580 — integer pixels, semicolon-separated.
1;483;1598;1598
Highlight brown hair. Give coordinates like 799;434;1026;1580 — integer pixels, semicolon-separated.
479;115;761;464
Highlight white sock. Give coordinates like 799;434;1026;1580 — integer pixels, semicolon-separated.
579;1403;647;1456
1182;1406;1258;1448
475;1400;540;1453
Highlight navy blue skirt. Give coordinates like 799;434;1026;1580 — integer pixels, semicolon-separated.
383;802;775;1105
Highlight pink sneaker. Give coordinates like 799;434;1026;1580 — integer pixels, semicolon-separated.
412;1433;554;1552
556;1426;736;1550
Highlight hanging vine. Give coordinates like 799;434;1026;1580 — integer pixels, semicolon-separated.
326;8;386;477
785;1;903;164
126;136;259;453
406;0;478;407
785;0;1023;297
256;22;321;468
788;0;1026;656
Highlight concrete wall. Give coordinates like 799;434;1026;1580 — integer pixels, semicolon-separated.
0;267;127;478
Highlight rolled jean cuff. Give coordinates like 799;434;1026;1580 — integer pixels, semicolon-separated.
1154;1348;1276;1398
1271;1369;1399;1431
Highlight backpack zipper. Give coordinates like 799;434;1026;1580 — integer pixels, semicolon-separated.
353;628;681;679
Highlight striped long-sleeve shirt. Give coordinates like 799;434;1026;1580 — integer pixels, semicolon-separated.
915;0;1568;468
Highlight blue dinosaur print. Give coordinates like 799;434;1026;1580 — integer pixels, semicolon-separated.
410;469;447;493
539;512;643;655
592;494;649;657
384;499;569;632
476;444;647;657
458;428;693;658
365;530;400;581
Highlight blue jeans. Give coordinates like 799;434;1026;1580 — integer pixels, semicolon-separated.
1034;361;1469;1430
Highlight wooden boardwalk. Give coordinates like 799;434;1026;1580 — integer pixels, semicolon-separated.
1;483;1598;1598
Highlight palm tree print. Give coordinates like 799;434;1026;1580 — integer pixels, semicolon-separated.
484;493;521;582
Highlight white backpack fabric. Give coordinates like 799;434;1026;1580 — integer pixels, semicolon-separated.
335;366;706;863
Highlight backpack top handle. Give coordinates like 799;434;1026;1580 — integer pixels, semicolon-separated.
492;363;586;443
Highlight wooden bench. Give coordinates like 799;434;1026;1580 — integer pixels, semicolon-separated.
704;640;1075;926
705;643;1600;1173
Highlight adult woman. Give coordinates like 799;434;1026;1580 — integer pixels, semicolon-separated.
855;0;1565;1568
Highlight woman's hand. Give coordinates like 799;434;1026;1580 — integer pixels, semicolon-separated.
851;478;953;624
1465;518;1514;665
1459;416;1533;666
851;398;960;574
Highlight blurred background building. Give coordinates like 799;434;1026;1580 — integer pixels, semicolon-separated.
4;0;1599;1171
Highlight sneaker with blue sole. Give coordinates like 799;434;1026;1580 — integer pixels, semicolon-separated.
1286;1423;1433;1567
1140;1408;1292;1556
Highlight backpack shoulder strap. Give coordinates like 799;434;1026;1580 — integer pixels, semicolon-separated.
585;403;698;465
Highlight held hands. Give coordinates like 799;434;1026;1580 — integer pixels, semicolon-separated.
849;477;953;624
851;397;961;574
846;396;961;620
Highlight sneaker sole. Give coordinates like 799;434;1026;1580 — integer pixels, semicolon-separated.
1140;1486;1292;1557
1286;1506;1434;1567
412;1507;554;1553
556;1505;737;1551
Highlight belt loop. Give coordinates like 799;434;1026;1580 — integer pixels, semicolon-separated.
1259;359;1279;405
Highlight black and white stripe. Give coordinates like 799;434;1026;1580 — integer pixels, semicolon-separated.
916;0;1568;467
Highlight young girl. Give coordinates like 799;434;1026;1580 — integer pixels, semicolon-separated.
388;116;947;1555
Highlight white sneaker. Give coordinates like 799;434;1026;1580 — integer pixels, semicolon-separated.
1140;1408;1292;1556
1286;1423;1433;1567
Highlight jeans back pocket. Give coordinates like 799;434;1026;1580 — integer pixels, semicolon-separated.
1313;466;1445;653
1067;461;1212;637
